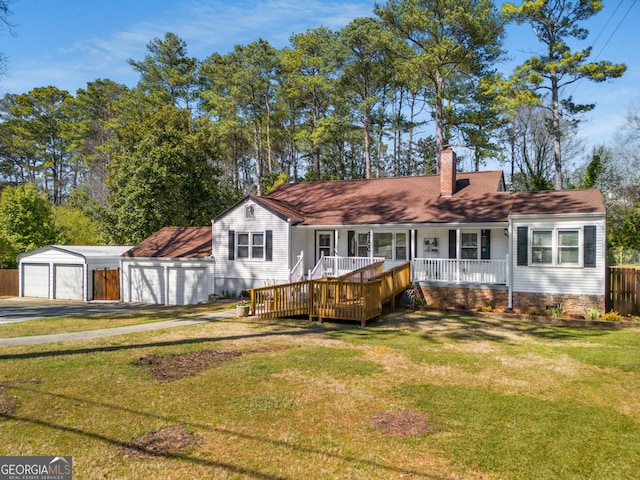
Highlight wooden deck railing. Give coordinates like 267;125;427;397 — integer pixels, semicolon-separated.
335;260;384;282
370;261;411;307
249;261;412;327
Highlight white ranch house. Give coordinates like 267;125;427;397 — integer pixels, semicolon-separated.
211;149;605;316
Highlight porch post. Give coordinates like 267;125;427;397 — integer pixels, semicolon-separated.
456;229;461;283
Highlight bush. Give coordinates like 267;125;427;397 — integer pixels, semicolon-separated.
583;307;601;320
549;303;567;318
601;310;622;322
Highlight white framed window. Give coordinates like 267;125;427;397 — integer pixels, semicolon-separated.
251;232;264;259
245;204;255;219
461;232;478;259
237;233;250;259
373;231;408;261
531;230;553;264
237;232;264;259
558;230;579;264
530;228;580;266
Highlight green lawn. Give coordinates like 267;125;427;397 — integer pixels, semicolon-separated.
0;301;235;338
0;308;638;479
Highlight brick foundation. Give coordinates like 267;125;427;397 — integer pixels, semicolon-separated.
512;292;605;317
418;284;508;311
417;283;605;317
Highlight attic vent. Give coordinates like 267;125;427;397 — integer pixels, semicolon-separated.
245;205;255;219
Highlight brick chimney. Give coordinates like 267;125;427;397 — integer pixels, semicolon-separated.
440;149;457;197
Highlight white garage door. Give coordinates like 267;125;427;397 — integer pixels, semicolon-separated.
168;267;207;305
129;266;165;304
23;264;50;298
55;265;83;300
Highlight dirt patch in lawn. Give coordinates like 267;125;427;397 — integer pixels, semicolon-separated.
0;387;16;417
0;379;42;418
132;346;288;382
371;409;434;436
124;426;200;458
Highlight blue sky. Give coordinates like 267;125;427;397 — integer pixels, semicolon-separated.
1;0;638;165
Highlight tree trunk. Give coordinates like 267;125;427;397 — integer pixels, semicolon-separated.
434;73;445;172
363;107;371;179
551;72;563;190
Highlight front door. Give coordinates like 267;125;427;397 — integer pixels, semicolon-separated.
316;231;334;261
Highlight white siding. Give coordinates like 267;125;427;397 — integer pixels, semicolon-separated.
213;199;290;294
122;259;214;305
511;216;606;296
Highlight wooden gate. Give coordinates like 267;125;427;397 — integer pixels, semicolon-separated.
0;270;18;296
93;269;120;301
607;267;640;316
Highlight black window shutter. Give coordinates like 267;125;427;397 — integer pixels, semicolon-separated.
481;229;491;260
347;230;355;257
448;230;457;259
517;227;528;266
584;225;596;268
228;230;235;260
265;230;273;261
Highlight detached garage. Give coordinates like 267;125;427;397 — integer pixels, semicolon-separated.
121;227;214;306
18;246;132;301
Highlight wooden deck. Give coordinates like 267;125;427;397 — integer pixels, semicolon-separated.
250;262;411;327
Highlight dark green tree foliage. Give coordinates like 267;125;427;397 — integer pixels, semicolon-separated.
0;183;59;267
69;79;127;209
375;0;504;163
104;95;232;244
200;39;279;195
0;87;75;205
128;32;198;109
277;28;343;182
339;17;392;179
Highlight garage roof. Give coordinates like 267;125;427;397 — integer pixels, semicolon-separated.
18;245;132;262
123;227;212;259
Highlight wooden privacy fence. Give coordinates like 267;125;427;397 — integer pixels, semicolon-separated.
0;270;18;297
607;267;640;316
250;262;412;327
93;269;120;301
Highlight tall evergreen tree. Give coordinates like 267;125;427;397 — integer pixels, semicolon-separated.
375;0;504;166
503;0;626;190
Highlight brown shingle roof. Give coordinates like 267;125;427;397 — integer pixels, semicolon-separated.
123;227;212;258
509;189;605;216
263;173;604;225
266;171;511;225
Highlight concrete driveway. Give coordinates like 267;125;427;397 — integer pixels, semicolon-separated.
0;297;167;324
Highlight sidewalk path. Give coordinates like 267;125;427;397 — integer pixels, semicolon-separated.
0;310;237;347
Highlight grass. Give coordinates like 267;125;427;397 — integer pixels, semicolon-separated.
0;307;639;479
0;301;235;338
